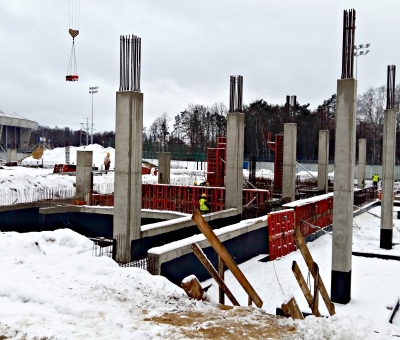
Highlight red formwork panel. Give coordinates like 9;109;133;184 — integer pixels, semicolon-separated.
292;195;334;237
268;209;295;261
91;194;114;206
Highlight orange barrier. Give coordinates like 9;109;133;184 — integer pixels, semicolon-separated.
268;209;295;260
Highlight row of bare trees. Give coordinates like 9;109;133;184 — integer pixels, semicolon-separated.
29;84;400;164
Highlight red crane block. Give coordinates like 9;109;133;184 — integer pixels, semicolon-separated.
268;209;295;261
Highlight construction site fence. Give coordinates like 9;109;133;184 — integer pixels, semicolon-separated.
0;187;77;206
118;257;158;275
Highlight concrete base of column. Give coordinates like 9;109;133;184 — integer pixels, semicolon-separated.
380;229;393;249
331;270;352;304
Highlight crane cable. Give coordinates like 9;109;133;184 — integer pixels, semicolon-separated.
67;0;80;78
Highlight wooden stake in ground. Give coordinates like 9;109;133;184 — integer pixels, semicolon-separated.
293;225;335;316
192;209;263;308
181;275;206;301
292;261;321;317
191;243;240;306
281;297;304;320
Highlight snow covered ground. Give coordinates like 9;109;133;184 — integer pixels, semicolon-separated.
1;144;400;338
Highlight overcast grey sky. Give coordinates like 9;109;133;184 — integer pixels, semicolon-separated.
0;1;399;133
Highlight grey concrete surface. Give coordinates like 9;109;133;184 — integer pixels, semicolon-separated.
331;78;357;301
318;130;329;193
76;151;93;203
158;152;171;184
226;112;244;211
148;214;267;275
357;139;366;189
381;109;396;247
114;91;143;262
282;123;297;202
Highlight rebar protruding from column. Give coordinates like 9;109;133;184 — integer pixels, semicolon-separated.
341;9;356;79
387;65;396;110
119;34;141;92
229;75;243;113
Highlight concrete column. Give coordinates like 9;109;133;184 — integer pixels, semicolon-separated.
7;149;17;162
158;152;171;184
282;123;297;202
0;125;3;144
225;112;244;213
114;91;143;263
380;109;396;249
20;128;32;152
357;139;366;189
318;130;329;194
331;78;357;304
76;151;93;203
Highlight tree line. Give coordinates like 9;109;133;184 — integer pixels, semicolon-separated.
30;84;400;165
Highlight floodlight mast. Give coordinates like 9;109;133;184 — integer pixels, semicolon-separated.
89;86;99;145
354;43;371;79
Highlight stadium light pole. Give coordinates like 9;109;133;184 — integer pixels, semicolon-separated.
354;44;371;79
89;86;99;145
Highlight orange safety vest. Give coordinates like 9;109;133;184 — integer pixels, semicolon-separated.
199;198;209;212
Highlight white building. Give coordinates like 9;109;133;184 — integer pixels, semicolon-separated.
0;107;38;152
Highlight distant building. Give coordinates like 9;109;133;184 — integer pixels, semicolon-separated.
0;107;39;152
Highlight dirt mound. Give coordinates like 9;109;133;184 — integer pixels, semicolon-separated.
146;306;297;339
31;147;44;160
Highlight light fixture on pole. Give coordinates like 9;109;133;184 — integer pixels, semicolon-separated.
89;86;99;145
354;43;371;79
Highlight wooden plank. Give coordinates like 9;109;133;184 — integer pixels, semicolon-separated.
191;243;240;306
291;261;321;317
293;225;335;315
192;209;263;308
181;275;205;300
281;297;304;320
312;262;320;316
218;256;225;305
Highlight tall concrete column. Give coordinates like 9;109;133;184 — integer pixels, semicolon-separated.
76;151;93;203
357;139;366;189
380;109;396;249
0;125;3;144
114;91;143;263
158;152;171;184
318;130;329;194
331;78;357;304
7;149;17;162
282;123;297;202
225;112;244;213
20;128;32;152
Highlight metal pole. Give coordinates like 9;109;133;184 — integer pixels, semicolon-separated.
91;91;93;145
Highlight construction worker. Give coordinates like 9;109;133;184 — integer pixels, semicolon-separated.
372;173;379;189
199;193;210;215
104;152;111;174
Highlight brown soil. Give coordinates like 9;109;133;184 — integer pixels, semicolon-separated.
31;147;44;160
145;305;297;339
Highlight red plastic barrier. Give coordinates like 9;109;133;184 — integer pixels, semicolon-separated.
268;209;295;260
292;196;333;237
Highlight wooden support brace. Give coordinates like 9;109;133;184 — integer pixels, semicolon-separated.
192;210;263;308
291;261;321;317
191;243;240;306
181;275;206;301
293;225;335;315
218;255;225;305
281;297;304;320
